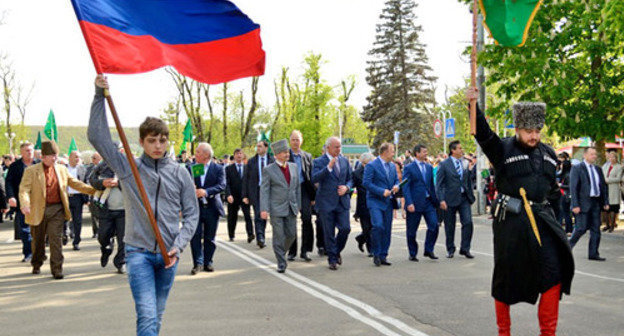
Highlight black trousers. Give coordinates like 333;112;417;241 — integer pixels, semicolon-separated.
289;190;314;256
227;200;253;239
68;195;84;247
315;211;325;250
88;202;100;236
98;210;125;268
355;214;372;253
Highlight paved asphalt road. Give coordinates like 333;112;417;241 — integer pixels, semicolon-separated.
1;212;623;336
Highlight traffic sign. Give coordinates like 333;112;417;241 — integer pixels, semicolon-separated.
434;119;442;138
445;118;455;138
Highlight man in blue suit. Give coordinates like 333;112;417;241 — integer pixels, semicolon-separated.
188;143;226;274
436;140;476;259
363;143;399;266
569;146;609;261
311;137;353;270
402;144;440;261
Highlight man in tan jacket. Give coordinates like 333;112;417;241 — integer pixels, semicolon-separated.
19;141;95;279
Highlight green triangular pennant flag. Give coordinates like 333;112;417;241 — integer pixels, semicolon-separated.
479;0;542;47
183;119;193;142
67;137;78;155
34;131;42;150
43;109;58;143
191;163;205;178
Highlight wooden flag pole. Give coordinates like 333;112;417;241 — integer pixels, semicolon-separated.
102;87;171;265
469;0;478;135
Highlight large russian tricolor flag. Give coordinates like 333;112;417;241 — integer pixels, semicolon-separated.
71;0;265;84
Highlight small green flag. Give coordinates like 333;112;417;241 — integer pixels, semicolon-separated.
479;0;542;47
179;139;187;156
191;163;205;178
257;130;272;156
67;137;78;155
183;119;193;142
34;131;42;150
43;109;58;143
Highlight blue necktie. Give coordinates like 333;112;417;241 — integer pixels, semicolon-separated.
589;164;598;196
237;164;243;178
454;159;462;178
334;158;340;178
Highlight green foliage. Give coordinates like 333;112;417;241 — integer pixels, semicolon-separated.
470;0;624;149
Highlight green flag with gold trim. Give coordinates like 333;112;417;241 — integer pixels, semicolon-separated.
479;0;542;47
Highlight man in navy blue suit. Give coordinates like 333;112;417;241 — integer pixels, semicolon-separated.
402;144;440;261
363;143;399;266
437;140;476;259
311;137;353;270
569;146;609;261
188;143;226;274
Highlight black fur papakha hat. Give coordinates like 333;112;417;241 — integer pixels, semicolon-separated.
512;102;546;130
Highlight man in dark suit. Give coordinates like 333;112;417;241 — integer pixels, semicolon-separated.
402;144;440;261
436;140;476;259
5;142;38;262
569;146;609;261
363;143;400;266
189;143;226;274
311;136;353;270
242;140;274;248
225;148;254;242
287;130;316;262
353;153;375;256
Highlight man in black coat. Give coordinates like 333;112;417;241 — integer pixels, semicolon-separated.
242;140;274;248
225;148;254;242
352;153;374;256
569;147;609;261
469;88;574;336
287;130;317;262
5;142;39;262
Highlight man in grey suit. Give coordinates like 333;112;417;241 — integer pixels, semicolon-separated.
260;139;301;273
436;140;476;259
569;146;609;261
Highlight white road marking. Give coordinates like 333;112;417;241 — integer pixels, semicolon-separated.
218;239;431;336
391;233;624;283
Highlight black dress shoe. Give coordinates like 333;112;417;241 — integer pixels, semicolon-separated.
287;255;296;262
380;259;392;266
247;235;255;243
589;256;606;261
32;267;41;275
73;245;80;251
53;273;64;280
191;265;202;275
373;256;381;267
117;265;126;274
459;250;474;259
101;252;111;267
446;252;454;259
424;252;438;260
409;256;419;262
318;247;326;256
301;252;312;262
62;235;68;246
229;237;234;242
356;238;364;252
258;241;266;249
328;263;338;270
204;264;214;272
368;253;374;258
337;254;342;265
277;264;286;273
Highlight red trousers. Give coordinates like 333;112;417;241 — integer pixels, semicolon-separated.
495;284;561;336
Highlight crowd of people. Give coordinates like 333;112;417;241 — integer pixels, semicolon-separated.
0;78;622;336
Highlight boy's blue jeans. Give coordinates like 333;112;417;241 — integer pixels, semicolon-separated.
126;245;179;336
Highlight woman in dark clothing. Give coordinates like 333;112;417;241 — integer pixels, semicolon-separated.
557;155;573;234
353;153;375;256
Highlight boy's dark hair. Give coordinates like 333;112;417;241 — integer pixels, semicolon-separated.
139;117;169;140
233;148;243;155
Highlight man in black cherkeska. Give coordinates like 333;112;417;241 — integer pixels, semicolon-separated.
467;88;574;336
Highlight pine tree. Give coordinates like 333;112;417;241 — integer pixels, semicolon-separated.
362;0;437;152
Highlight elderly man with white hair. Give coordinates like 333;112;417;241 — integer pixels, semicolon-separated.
311;136;353;270
188;143;226;274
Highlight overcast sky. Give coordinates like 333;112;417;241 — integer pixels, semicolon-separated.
0;0;472;127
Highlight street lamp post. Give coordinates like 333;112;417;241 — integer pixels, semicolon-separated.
438;110;452;152
4;132;16;154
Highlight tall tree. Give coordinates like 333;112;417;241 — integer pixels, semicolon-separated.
470;0;624;162
362;0;437;152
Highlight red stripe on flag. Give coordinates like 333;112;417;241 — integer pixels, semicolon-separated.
82;21;265;84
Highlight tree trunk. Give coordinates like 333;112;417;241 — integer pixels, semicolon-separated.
222;83;228;141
